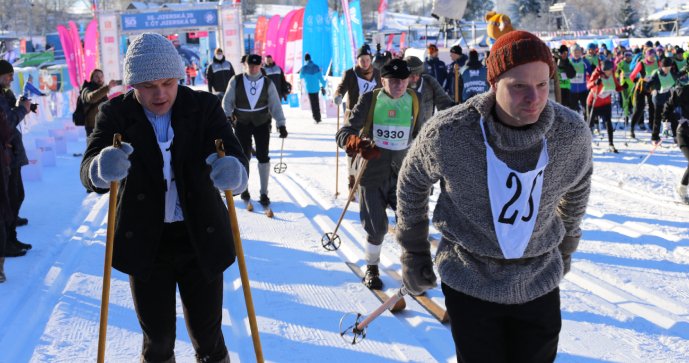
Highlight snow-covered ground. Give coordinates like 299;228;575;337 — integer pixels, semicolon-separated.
0;99;688;362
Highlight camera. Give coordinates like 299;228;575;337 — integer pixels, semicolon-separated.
19;96;38;113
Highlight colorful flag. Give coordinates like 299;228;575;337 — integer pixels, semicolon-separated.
254;16;269;55
377;0;388;31
285;8;305;74
265;15;281;59
83;19;99;79
303;0;332;75
57;25;79;89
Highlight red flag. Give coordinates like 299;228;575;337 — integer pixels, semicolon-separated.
377;0;388;31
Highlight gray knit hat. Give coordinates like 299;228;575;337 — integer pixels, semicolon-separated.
403;55;424;75
123;33;185;85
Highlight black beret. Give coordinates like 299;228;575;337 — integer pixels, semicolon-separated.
381;59;410;79
247;54;262;66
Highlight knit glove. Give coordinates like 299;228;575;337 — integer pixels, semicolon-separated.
334;95;343;105
558;235;580;275
205;154;248;192
88;143;134;189
401;251;437;296
278;125;288;138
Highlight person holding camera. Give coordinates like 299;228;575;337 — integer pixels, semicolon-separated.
0;60;33;258
299;53;327;124
81;69;118;138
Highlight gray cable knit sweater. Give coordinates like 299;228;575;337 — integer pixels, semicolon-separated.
396;91;592;305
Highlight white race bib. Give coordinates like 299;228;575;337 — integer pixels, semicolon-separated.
480;119;549;259
372;124;411;151
356;71;377;95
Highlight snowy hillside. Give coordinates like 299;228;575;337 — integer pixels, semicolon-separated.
0;99;687;362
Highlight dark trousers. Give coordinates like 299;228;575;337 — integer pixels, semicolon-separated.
234;121;271;164
570;91;588;114
651;92;670;141
631;91;654;131
308;92;321;122
359;175;397;245
6;166;24;242
678;122;689;185
591;103;615;145
560;89;575;111
442;283;561;363
129;222;228;362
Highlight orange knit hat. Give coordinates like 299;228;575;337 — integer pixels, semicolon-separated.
486;30;555;85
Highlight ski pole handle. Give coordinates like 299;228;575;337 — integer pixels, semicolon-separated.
355;287;408;332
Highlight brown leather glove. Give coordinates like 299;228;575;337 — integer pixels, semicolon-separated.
359;139;381;160
345;134;361;157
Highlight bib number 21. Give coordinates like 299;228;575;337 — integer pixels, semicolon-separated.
497;171;543;225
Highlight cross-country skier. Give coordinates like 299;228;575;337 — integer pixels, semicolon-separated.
556;45;577;110
615;51;635;125
588;60;625;152
569;45;593;114
663;68;689;203
223;54;287;208
404;55;454;127
80;33;248;363
629;48;659;138
395;31;592;362
335;59;423;290
646;57;676;143
334;45;382;192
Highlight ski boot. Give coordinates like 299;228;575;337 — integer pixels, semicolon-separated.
677;184;689;204
363;265;383;290
608;144;618;153
241;190;251;201
259;193;271;207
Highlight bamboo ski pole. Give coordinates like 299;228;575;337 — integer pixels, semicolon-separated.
215;139;264;363
454;63;460;104
97;133;122;363
339;287;409;345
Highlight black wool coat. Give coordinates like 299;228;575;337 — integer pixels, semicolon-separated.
80;86;248;280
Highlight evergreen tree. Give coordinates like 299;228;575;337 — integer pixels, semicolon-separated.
510;0;543;24
464;1;495;21
616;0;639;38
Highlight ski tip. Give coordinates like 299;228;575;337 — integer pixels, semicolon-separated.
246;202;254;212
265;209;274;218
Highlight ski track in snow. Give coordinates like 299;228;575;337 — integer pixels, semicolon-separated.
0;105;687;362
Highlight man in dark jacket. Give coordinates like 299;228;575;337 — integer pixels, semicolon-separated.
336;59;423;290
81;69;117;137
445;45;468;102
80;33;248;363
424;44;447;88
206;47;236;97
461;50;490;102
0;60;32;257
405;55;454;127
263;55;288;101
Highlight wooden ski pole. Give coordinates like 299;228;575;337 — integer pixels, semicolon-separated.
97;133;122;363
215;139;264;363
335;105;340;197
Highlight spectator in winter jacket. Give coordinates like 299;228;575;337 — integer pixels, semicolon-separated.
206;47;236;97
336;59;423;291
587;60;625;152
81;33;248;363
585;42;600;68
444;45;467;102
556;45;577;110
424;44;447;89
461;50;490;103
81;69;118;137
263;55;288;101
299;53;327;123
0;107;12;282
629;48;659;138
646;57;677;142
405;55;453;128
0;60;32;258
396;31;591;362
569;44;593;114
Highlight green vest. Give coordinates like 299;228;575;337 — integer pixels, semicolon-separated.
653;69;675;94
372;92;413;151
571;60;586;85
598;76;616;99
643;61;658;77
559;68;570;90
585;54;599;67
674;58;687;72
